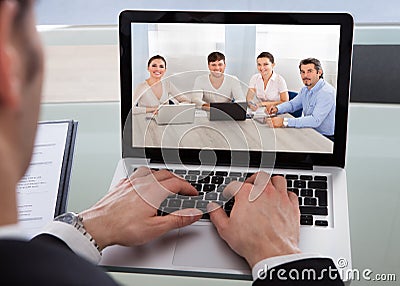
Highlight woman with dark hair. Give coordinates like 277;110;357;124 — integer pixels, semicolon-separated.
133;55;189;114
247;52;289;111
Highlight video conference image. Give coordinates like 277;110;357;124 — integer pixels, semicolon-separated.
130;23;340;154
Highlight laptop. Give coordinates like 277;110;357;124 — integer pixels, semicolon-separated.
209;102;247;121
100;11;354;281
155;104;196;125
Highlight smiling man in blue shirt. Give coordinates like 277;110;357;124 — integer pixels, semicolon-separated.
268;58;335;141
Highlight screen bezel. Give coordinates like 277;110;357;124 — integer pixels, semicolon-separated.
119;11;353;169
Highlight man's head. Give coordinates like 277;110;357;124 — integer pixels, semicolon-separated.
207;51;226;78
0;0;44;177
299;58;323;89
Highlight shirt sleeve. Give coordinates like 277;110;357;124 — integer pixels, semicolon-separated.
132;83;148;114
277;91;303;114
287;90;335;129
40;221;101;264
231;76;245;102
191;76;206;107
248;74;258;89
278;75;289;93
252;253;322;281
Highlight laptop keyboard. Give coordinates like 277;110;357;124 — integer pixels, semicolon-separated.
150;169;329;227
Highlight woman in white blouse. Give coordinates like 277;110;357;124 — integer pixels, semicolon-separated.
247;52;289;111
133;55;189;114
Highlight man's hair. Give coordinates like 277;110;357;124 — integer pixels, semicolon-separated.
207;51;225;64
147;55;167;68
257;52;275;64
299;58;324;79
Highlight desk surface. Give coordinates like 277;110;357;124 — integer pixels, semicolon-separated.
40;102;400;286
133;112;333;153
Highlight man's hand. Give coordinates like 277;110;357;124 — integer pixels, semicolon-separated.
269;117;284;128
266;105;278;115
79;167;203;250
208;172;301;268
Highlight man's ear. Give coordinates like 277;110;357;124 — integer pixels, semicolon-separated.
0;0;21;110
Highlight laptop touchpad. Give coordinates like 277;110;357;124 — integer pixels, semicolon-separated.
172;224;249;270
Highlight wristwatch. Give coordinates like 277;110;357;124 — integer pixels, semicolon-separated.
283;118;289;128
54;212;102;253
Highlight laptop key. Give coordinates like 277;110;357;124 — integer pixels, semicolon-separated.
215;171;228;176
168;199;182;208
229;172;242;177
185;175;197;182
314;176;328;181
216;184;227;192
300;189;313;197
191;183;202;192
198;176;210;184
294;180;307;188
160;199;168;207
300;206;328;216
308;181;327;189
202;170;214;176
315;190;328;206
211;176;224;184
315;220;328;227
286;180;293;187
203;184;216;192
300;215;313;225
285;174;298;180
298;197;303;205
205;192;218;200
182;200;196;208
300;175;313;180
188;170;201;175
174;169;187;175
304;197;317;206
196;200;209;209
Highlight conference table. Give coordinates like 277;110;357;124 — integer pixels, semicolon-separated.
132;111;334;154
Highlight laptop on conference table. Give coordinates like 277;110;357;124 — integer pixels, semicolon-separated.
209;102;247;121
100;10;354;281
155;103;196;125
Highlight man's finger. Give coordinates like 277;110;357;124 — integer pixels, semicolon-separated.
248;172;271;202
128;166;152;179
222;181;244;200
271;175;287;192
158;208;203;232
208;202;230;239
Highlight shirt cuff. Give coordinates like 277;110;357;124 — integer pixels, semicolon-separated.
41;221;101;264
252;253;321;281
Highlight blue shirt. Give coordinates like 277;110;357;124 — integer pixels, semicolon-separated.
276;79;336;136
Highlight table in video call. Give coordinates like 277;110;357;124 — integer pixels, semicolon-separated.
132;112;333;154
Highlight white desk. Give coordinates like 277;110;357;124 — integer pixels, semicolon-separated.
132;113;333;153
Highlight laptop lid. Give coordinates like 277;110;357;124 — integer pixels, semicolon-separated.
209;102;247;121
155;104;196;125
119;11;353;170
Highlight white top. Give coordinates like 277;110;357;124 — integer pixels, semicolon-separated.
192;74;245;107
133;80;189;114
248;72;288;102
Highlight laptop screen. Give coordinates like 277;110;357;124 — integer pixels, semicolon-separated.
120;11;353;168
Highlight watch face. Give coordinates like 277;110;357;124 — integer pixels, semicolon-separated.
55;212;76;224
